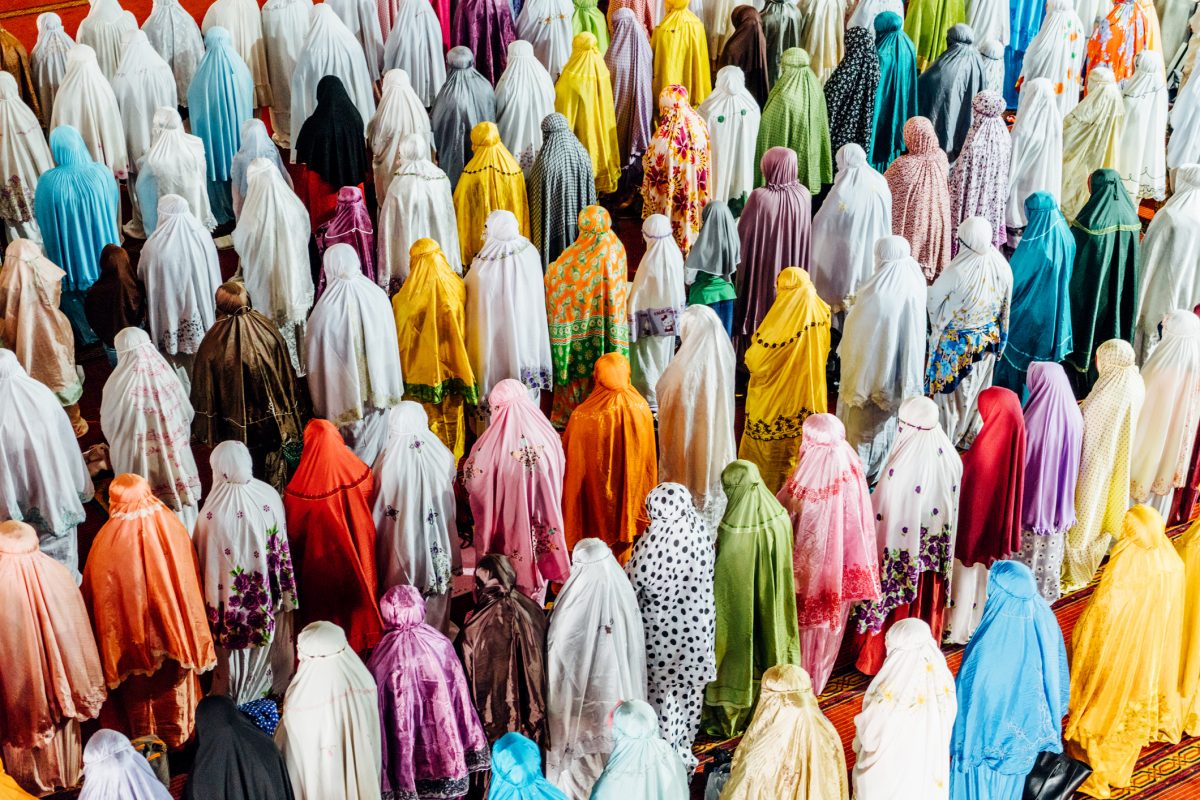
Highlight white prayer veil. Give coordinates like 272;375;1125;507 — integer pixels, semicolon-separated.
229;118;291;217
495;40;557;172
697;66;762;209
1135;165;1200;361
112;30;179;170
1170;55;1200;169
627;213;686;409
202;0;273;106
30;13;74;124
141;0;205;104
327;0;385;80
382;0;447;105
1006;77;1062;229
76;0;138;80
304;244;405;426
0;73;53;239
261;0;314;147
1119;48;1168;201
516;0;574;79
289;4;377;151
1019;0;1086;116
138;107;215;232
78;729;172;800
368;69;435;199
50;44;129;178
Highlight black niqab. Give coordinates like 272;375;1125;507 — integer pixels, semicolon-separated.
294;75;371;188
183;695;295;800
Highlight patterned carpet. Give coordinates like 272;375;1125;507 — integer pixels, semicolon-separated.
691;523;1200;799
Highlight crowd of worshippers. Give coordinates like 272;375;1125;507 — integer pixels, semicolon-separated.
3;0;1200;797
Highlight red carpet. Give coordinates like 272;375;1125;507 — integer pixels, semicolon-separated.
0;0;209;51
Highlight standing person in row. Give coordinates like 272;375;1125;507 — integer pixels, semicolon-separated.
755;48;830;195
529;113;598;271
627;214;685;409
869;12;918;172
698;67;760;215
555;33;620;195
604;8;653;194
642;85;710;255
886;117;952;283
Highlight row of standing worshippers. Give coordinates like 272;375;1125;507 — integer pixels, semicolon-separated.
9;378;1200;800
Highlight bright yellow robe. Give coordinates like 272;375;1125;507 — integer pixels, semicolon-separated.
1065;505;1185;799
392;239;478;458
1177;515;1200;736
650;0;712;112
738;267;831;494
452;121;530;266
554;32;622;194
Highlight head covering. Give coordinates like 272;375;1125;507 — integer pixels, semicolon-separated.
956;388;1027;569
1135;165;1200;361
455;555;549;743
572;0;609;53
137;107;214;232
761;0;803;85
377;134;462;291
1015;362;1083;601
800;0;845;81
186;27;253;187
1060;67;1126;221
905;0;968;70
650;0;711;105
704;460;801;737
853;397;961;634
1005;78;1063;229
112;30;177;174
294;75;369;189
754;48;831;193
885;117;952;282
1085;0;1154;83
391;239;476;456
517;0;574;80
0;348;91;572
0;519;104;791
546;205;630;427
368;69;433;200
0;73;51;237
719;665;847;799
545;538;648;796
741;268;831;493
230;117;290;217
325;0;384;81
995;192;1075;392
83;245;144;348
29;14;74;126
1130;311;1200;502
316;186;374;295
453;121;530;265
184;695;293;800
260;0;314;149
142;0;204;103
0;239;80;404
623;483;716;767
869;12;919;171
528;113;598;269
431;47;498;188
950;561;1069;795
684;199;739;307
641;86;711;255
190;282;304;491
274;621;382;800
77;730;172;800
555;33;621;193
193;440;298;699
949;90;1010;250
562;353;657;559
101;328;203;518
381;0;446;105
284;419;384;653
80;473;216;746
917;24;987;160
979;35;1005;91
603;8;653;171
734;147;811;343
717;6;769;107
137;194;220;356
494;41;555;170
232;157;313;373
32;125;120;294
655;305;736;519
1063;339;1146;591
851;619;956;799
1170;56;1200;170
822;27;880;157
452;0;516;83
289;5;375;149
696;66;761;212
487;733;564;799
810;143;892;312
306;245;404;426
200;0;271;105
1064;169;1140;380
76;0;138;80
926;217;1012;400
48;45;128;178
465;210;553;411
589;701;690;798
627;215;685;405
368;586;490;796
1018;0;1085;116
1118;48;1167;202
837;235;928;413
1066;505;1185;796
463;380;570;598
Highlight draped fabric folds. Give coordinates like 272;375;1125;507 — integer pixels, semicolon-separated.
1018;0;1085;116
697;66;761;214
0;73;51;244
488;733;565;800
1135;166;1200;362
51;45;128;179
948;90;1010;251
627;215;685;409
589;701;690;798
452;0;517;83
431;47;498;189
717;7;769;107
823;26;880;157
650;0;711;106
754;48;831;194
183;696;294;800
495;41;556;170
1060;67;1126;222
562;353;657;561
884;117;952;282
870;13;919;172
529;113;598;271
605;9;654;182
905;0;967;69
555;33;621;194
453;121;530;266
917;24;987;161
641;85;711;255
1005;78;1063;230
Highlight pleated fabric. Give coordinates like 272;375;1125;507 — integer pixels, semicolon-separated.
554;33;621;194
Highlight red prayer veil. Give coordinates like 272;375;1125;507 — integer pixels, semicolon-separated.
956;387;1027;567
284;419;383;653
